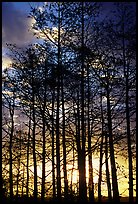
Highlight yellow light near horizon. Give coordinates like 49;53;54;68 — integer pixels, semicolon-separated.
2;154;136;198
2;134;136;198
2;57;12;70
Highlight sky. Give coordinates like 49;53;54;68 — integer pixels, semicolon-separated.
2;2;39;70
2;2;36;47
2;2;115;70
2;2;117;47
2;2;136;48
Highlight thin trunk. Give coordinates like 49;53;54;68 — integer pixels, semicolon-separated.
76;91;81;201
26;112;31;197
56;2;61;200
41;113;46;201
98;92;104;202
22;165;24;197
88;66;94;202
106;78;120;202
32;105;37;200
126;64;133;202
79;2;87;202
71;139;75;196
52;89;55;199
16;171;19;198
98;134;104;202
76;91;81;155
16;131;22;198
9;108;14;200
61;69;68;199
105;131;112;201
32;67;37;201
41;61;47;201
56;67;61;200
122;22;133;201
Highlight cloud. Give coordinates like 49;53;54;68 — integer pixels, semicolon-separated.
2;2;34;47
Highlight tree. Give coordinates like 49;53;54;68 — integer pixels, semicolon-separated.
2;69;17;200
27;49;38;201
26;109;31;197
15;130;22;198
98;94;104;202
113;3;136;202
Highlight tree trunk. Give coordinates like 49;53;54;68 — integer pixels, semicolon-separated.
61;67;68;200
9;108;14;200
122;25;133;201
79;2;87;202
32;69;37;201
98;92;104;202
41;113;46;201
16;130;22;198
71;139;75;197
56;3;61;201
87;65;94;202
98;134;104;202
105;131;112;201
52;89;56;199
76;91;81;201
26;111;31;197
41;61;47;201
106;78;120;202
22;165;25;197
126;64;133;202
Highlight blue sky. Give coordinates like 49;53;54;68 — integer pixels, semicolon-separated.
12;2;44;13
12;2;31;13
2;2;136;70
2;2;40;47
2;2;111;49
2;2;136;48
2;2;38;70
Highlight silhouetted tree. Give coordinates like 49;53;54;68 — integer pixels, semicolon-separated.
114;3;136;202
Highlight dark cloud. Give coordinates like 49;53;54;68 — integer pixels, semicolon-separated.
99;2;136;21
2;2;34;47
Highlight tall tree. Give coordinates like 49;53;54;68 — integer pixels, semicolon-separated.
55;2;62;200
106;68;120;201
27;48;38;201
105;130;112;201
115;3;136;202
51;84;56;200
87;64;94;202
26;109;31;197
2;71;17;200
16;130;22;198
41;59;47;201
98;102;104;202
61;64;68;199
79;2;87;202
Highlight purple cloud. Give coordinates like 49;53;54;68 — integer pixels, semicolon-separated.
2;2;34;47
